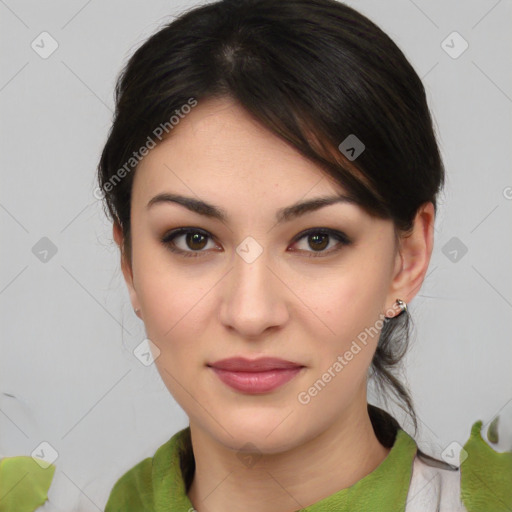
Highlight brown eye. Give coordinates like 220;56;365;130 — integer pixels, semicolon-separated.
161;227;352;259
161;228;217;257
307;233;329;251
290;228;352;258
185;232;208;250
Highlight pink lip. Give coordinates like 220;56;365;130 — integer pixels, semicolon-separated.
208;357;305;394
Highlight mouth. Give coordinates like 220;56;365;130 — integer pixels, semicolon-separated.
207;357;305;394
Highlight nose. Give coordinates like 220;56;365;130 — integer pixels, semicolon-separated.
218;247;290;339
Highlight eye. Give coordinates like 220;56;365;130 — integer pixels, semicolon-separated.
161;228;219;258
160;227;352;258
290;228;352;257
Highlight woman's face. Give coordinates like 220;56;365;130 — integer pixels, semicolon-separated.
118;96;408;453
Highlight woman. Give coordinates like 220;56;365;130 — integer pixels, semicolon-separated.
97;0;511;510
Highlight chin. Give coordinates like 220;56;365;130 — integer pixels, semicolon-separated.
210;411;307;455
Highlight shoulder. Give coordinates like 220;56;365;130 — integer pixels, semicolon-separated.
459;420;512;512
104;456;155;512
405;419;512;512
103;427;193;512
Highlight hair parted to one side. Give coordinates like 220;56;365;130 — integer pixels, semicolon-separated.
97;0;446;452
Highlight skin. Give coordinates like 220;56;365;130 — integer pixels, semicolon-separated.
113;96;435;512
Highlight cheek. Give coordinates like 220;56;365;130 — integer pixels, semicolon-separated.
296;278;383;413
311;268;386;346
131;257;212;407
299;266;390;404
138;277;212;368
132;238;213;338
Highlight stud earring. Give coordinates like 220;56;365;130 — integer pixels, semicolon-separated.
385;298;407;319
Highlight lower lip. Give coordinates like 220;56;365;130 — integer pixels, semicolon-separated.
209;367;303;394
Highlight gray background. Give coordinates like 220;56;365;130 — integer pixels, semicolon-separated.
1;0;511;510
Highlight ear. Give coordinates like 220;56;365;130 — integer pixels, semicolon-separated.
113;223;142;319
385;202;435;317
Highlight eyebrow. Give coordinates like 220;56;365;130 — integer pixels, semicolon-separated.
146;192;357;224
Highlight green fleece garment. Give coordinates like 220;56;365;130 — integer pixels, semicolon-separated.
460;420;512;512
104;421;512;512
0;456;56;512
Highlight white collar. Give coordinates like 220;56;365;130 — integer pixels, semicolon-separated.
405;455;467;511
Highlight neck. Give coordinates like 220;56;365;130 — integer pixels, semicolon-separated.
187;397;391;512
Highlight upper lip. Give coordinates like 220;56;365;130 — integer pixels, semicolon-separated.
208;357;304;372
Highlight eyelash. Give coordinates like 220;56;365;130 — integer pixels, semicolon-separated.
160;227;352;258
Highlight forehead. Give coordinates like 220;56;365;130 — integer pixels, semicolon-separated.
131;97;366;226
137;98;343;185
